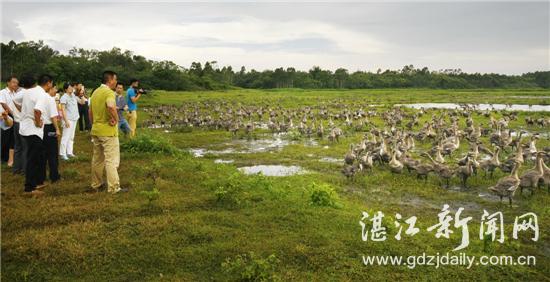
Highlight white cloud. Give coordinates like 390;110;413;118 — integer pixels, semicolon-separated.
2;2;548;74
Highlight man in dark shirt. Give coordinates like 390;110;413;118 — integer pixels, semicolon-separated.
115;83;131;135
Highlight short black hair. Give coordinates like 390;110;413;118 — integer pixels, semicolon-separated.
116;82;124;87
102;70;117;84
129;78;139;84
5;75;17;83
63;82;71;91
19;74;36;88
70;82;78;87
37;74;53;86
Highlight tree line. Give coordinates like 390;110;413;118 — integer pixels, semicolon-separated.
2;40;549;90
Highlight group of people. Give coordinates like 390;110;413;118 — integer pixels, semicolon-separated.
0;71;143;196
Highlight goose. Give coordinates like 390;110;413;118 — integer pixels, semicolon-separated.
540;156;550;192
412;162;433;182
501;144;524;173
526;135;539;161
388;150;403;174
402;154;420;173
519;152;544;195
344;144;356;165
489;161;521;207
423;153;453;188
456;156;474;188
435;145;446;163
359;152;373;172
316;122;324;138
341;163;358;180
479;147;501;178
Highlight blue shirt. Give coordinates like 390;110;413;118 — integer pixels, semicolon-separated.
127;88;137;111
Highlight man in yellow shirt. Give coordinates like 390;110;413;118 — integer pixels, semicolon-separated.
89;71;127;193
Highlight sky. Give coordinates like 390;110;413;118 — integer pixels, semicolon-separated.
1;1;549;74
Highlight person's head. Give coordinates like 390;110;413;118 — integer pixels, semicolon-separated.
38;74;54;92
63;82;74;94
130;78;139;88
102;70;118;90
48;85;58;97
116;82;124;94
6;75;19;91
19;74;36;89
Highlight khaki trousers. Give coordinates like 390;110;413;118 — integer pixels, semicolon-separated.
91;135;120;192
127;110;137;138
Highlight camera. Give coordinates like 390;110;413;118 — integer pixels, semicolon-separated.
134;88;148;94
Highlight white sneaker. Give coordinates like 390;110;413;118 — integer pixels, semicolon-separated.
60;155;69;161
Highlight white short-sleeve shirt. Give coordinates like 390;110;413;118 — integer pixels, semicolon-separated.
43;95;58;125
60;93;80;121
0;87;22;122
15;87;49;139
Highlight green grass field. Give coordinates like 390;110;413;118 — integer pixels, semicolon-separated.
2;89;549;281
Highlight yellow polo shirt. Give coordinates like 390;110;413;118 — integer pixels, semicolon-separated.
90;85;118;137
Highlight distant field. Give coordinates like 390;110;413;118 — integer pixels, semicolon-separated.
2;89;549;281
142;88;550;107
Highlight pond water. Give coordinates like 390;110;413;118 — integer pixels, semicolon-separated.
509;96;550;99
238;165;307;176
214;159;234;164
396;103;550;112
189;135;318;157
320;157;344;163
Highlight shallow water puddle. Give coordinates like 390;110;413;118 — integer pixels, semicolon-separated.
189;148;236;157
396;103;550;112
189;135;318;157
478;192;503;202
320;157;344;163
238;165;307;176
214;159;234;164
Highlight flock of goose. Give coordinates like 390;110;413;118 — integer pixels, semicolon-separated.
142;102;550;207
340;107;550;206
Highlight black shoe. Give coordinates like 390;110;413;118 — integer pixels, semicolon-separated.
114;188;129;194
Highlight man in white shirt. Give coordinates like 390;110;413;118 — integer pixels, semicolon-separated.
0;75;20;170
14;74;53;196
38;84;61;184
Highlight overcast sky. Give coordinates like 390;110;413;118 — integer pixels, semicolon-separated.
1;1;549;74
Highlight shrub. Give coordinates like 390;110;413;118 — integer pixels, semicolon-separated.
120;133;179;155
139;188;161;205
310;182;340;208
215;172;243;206
221;252;280;282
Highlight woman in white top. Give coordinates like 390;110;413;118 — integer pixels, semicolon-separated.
59;82;85;160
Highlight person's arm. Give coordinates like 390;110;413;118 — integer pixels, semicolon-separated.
53;116;61;137
106;95;118;126
49;99;61;137
1;111;13;127
1;103;11;115
89;107;94;124
0;94;12;115
129;89;141;103
107;104;118;126
60;103;70;128
77;94;87;105
33;109;43;128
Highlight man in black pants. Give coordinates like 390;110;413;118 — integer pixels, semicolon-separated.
14;74;53;196
75;83;90;131
38;85;61;184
